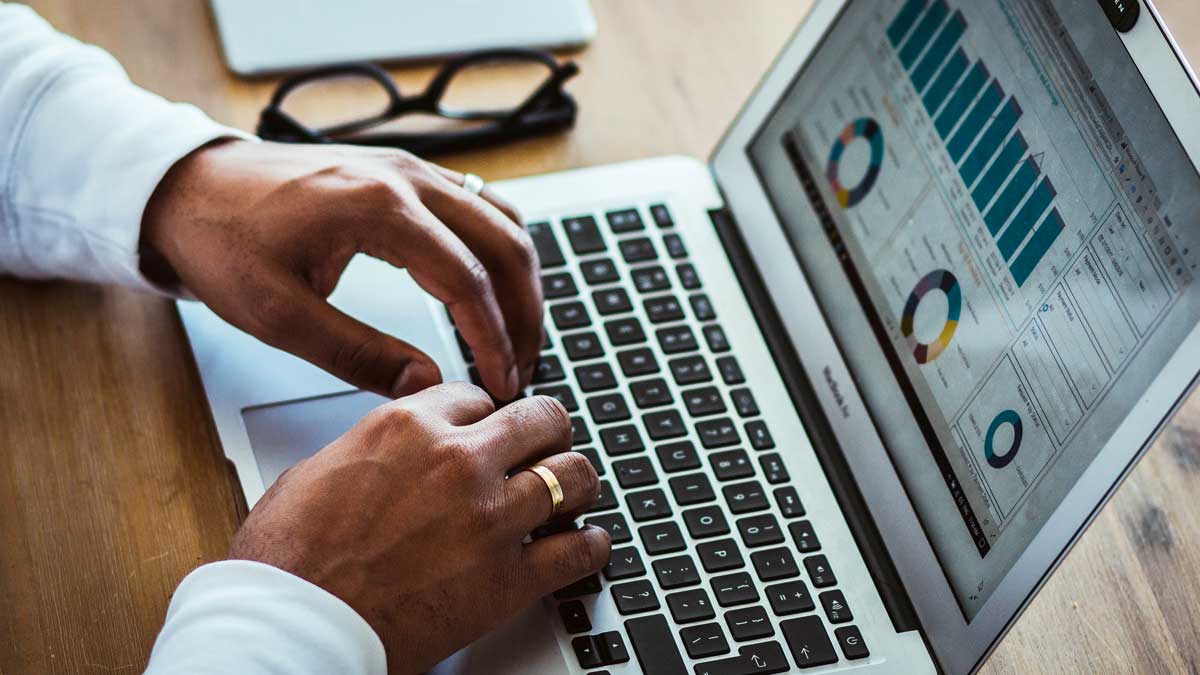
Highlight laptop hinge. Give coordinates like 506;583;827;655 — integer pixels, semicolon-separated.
706;205;922;637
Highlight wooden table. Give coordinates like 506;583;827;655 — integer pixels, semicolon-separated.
3;1;1199;673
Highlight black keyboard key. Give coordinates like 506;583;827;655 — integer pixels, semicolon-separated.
640;521;687;555
578;446;604;475
617;347;660;376
703;325;730;353
598;630;631;665
689;293;716;321
589;480;618;513
746;421;775;450
619;237;658;263
696;418;739;449
819;590;852;624
555;573;602;599
644;295;685;323
711;450;754;481
605;546;647;581
563;331;605;361
644;409;687;440
582;258;621;285
653;554;701;589
669;355;712;385
697;538;745;573
571;416;591;446
542;272;578;299
738;514;784;548
612;580;660;615
766;580;814;616
657;325;698;354
650;203;674;228
729;389;758;417
695;641;790;675
564;215;606;254
632;265;672;293
657;440;700;472
759;453;789;484
835;626;869;660
534;384;578;412
751;547;799;582
683;506;730;539
606;208;644;233
774;487;806;518
669;472;715;505
588;392;631;424
585;512;632;544
576;363;618;392
559;600;591;634
625;614;688;675
780;615;837;668
668;589;716;624
627;488;672;521
600;424;644;456
680;623;730;659
605;317;646;345
711;572;759;607
682;387;725;417
573;635;603;669
551;302;592;330
534;355;566;383
631;378;674;409
803;555;837;588
593;287;633;315
789;521;821;553
724;482;769;514
716;356;745;384
613;456;658;489
528;221;565;268
725;606;774;642
663;233;688;259
677;263;702;289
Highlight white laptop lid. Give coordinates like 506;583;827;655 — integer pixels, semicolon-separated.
710;0;1200;672
209;0;596;76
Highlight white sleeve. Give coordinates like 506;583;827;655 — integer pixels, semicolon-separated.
0;3;253;294
145;560;387;675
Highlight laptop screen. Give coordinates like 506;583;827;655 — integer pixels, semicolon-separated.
748;0;1200;618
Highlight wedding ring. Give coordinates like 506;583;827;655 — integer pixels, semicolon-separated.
462;172;485;196
528;464;565;518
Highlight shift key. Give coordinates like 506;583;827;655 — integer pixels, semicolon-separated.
528;221;566;268
625;614;687;675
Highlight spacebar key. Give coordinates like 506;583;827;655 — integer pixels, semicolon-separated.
625;615;688;675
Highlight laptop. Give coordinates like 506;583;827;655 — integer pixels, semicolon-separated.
179;0;1200;672
209;0;596;76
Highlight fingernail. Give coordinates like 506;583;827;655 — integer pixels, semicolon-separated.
582;525;612;568
392;361;440;398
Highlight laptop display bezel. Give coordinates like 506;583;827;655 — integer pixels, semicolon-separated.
708;0;1200;672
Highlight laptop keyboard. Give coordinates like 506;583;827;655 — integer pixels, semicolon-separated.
456;203;869;673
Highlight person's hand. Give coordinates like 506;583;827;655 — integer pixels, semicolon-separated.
229;382;610;675
141;140;542;401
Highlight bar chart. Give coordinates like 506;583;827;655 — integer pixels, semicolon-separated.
888;0;1063;288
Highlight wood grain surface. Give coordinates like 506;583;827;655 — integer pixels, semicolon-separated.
2;1;1198;673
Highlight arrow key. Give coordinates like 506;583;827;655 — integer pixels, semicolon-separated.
780;615;837;668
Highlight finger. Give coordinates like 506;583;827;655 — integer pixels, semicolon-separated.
380;380;495;426
522;525;611;599
429;164;523;226
467;395;572;472
504;451;601;533
363;198;519;400
419;168;543;392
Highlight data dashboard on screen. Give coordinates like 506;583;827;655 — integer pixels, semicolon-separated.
749;0;1200;617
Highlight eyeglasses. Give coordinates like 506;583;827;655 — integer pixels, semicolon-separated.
256;48;579;156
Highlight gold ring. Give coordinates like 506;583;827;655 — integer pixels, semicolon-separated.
462;173;485;196
528;464;564;518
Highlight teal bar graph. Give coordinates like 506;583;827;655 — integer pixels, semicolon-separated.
935;62;989;138
946;80;1004;161
912;11;967;92
972;132;1027;212
958;98;1022;186
1011;209;1064;286
923;48;968;115
984;157;1038;235
997;177;1057;259
888;0;929;46
899;0;949;69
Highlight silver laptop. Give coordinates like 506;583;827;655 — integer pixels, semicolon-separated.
180;0;1200;672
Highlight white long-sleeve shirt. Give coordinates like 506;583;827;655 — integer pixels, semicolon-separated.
0;5;386;673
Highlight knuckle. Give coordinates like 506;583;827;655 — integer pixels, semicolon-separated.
506;227;538;271
366;402;421;431
527;395;571;439
436;435;484;476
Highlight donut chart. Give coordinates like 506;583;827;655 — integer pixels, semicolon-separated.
900;269;961;364
984;410;1023;469
825;117;885;208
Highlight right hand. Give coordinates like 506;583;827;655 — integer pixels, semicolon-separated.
227;383;610;675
